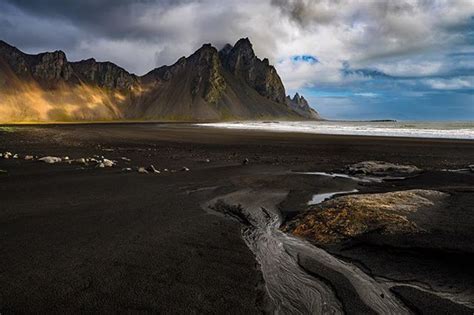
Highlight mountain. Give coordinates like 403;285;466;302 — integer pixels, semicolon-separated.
286;93;321;119
0;38;321;122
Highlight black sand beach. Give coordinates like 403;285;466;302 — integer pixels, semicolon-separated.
1;123;473;313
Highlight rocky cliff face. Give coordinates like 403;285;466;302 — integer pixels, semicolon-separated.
70;59;139;90
220;38;286;104
286;93;321;119
0;38;321;122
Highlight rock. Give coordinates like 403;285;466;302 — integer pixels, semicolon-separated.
13;154;18;159
164;168;169;172
24;155;34;160
286;93;321;119
38;156;62;164
0;169;7;174
147;165;160;173
121;167;132;172
205;158;211;163
347;161;421;177
0;38;317;122
97;163;105;168
74;158;87;165
283;189;447;245
181;167;190;172
3;152;12;159
102;159;115;167
138;167;148;174
221;38;286;104
63;156;69;161
469;165;474;173
121;157;131;162
242;158;249;165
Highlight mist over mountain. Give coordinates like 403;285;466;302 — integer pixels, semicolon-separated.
0;38;320;122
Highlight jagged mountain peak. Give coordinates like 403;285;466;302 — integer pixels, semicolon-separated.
0;38;321;122
286;92;321;120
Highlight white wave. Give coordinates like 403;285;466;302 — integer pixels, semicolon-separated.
196;121;474;140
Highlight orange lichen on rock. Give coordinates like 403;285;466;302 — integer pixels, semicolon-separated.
283;190;447;245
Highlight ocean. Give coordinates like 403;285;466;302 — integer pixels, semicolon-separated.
197;121;474;140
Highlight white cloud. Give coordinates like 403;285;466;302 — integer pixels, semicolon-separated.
2;0;474;87
424;76;474;90
355;92;378;97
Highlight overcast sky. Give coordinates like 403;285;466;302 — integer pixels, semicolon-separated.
1;0;473;120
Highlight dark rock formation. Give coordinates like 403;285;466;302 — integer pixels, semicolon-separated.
0;38;321;122
286;93;321;119
220;38;287;104
70;59;139;90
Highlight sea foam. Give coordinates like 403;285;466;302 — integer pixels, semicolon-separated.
196;121;474;140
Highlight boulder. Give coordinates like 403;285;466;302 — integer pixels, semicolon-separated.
283;189;447;245
138;167;148;174
347;161;421;177
147;165;160;173
38;156;62;164
102;159;115;167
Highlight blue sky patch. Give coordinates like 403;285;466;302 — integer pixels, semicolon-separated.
291;55;318;64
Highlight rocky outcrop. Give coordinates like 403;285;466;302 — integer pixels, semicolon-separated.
220;38;287;104
347;161;422;177
0;38;320;122
283;190;447;245
286;93;321;119
0;40;74;86
70;59;139;90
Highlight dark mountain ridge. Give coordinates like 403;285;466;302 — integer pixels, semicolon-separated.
0;38;321;122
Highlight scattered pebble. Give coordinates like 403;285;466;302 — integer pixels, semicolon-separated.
38;156;62;164
122;168;132;172
13;154;18;159
181;167;190;172
74;158;87;165
242;158;249;165
147;165;160;173
138;167;149;174
102;159;115;167
24;155;34;160
97;163;105;168
0;169;7;175
2;152;12;159
121;157;131;162
205;159;210;163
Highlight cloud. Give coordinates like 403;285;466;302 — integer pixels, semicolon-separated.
0;0;473;119
424;76;474;90
354;92;378;97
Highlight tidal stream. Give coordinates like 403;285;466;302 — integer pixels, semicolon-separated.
205;187;410;314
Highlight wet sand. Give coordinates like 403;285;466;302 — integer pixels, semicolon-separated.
1;123;473;313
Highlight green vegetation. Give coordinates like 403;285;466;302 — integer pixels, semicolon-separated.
0;126;16;132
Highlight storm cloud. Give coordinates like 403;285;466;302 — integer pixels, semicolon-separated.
1;0;473;119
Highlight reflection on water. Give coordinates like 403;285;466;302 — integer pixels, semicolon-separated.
308;189;359;205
